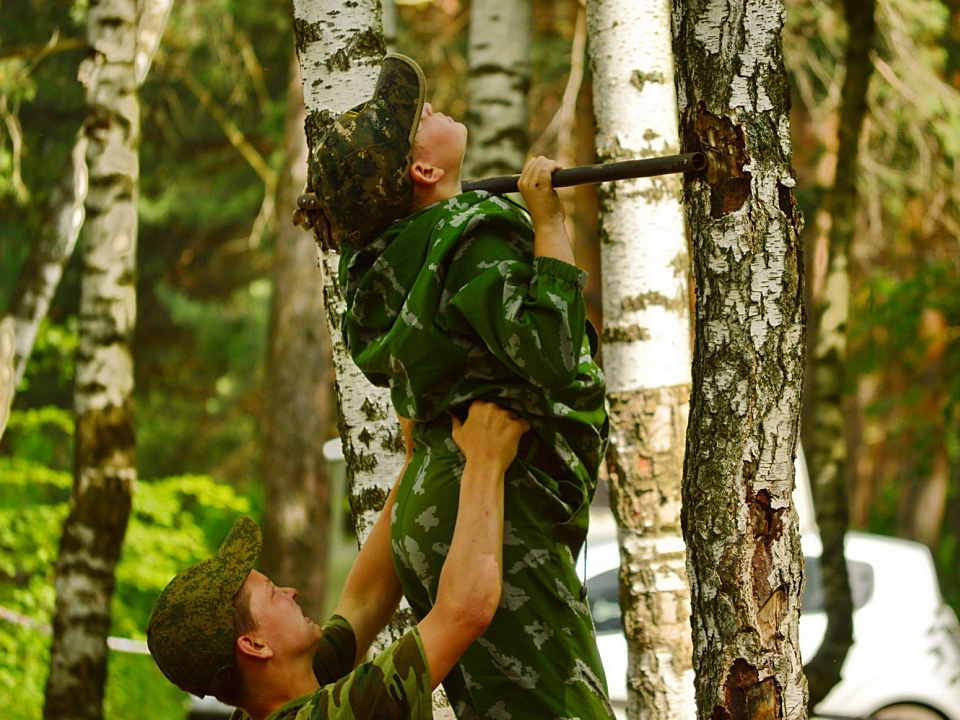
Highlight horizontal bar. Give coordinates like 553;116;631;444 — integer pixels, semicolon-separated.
460;152;706;195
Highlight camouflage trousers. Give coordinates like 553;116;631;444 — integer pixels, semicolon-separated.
391;418;615;720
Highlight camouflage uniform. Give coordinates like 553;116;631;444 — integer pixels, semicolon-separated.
147;516;434;720
339;190;614;719
228;616;433;720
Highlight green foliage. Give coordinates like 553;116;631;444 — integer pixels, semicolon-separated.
135;279;269;480
2;0;288;487
849;257;960;610
0;418;253;718
20;317;78;394
851;260;960;470
104;650;190;720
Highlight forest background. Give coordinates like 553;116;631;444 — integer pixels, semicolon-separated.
1;0;960;717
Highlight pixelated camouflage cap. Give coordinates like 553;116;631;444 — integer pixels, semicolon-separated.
312;53;426;248
146;515;261;698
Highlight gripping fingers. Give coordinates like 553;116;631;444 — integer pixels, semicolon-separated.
519;156;560;192
452;400;530;468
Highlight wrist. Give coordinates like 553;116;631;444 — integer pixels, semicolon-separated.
534;226;575;264
462;455;511;481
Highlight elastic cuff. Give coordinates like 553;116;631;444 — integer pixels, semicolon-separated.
533;256;588;289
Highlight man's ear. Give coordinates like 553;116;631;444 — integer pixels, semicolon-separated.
237;633;274;660
410;160;444;187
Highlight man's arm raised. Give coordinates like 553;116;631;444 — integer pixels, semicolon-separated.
416;401;529;689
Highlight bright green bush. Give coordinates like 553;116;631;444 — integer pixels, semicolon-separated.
0;407;252;718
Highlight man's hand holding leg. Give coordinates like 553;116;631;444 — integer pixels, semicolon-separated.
417;400;529;689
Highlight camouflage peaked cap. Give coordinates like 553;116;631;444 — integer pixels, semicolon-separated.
146;516;261;698
311;53;426;249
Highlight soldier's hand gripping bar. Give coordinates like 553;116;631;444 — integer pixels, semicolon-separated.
460;152;706;195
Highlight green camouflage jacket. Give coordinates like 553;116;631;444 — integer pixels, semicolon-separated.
339;191;608;539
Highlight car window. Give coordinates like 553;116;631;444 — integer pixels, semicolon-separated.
801;556;874;613
586;568;622;634
586;555;875;634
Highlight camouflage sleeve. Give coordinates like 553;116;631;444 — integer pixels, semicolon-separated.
441;211;589;390
300;629;432;720
312;615;357;685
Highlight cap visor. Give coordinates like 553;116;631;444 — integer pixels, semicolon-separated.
374;54;426;146
216;515;261;590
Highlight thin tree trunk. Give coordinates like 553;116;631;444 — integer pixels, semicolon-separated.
382;0;397;53
290;3;453;715
0;317;14;441
895;307;949;547
804;0;876;709
134;0;173;84
672;1;808;717
259;55;334;624
43;0;142;717
463;0;531;179
586;0;694;716
3;132;87;389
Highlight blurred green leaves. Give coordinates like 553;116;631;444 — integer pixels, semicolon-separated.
0;404;252;717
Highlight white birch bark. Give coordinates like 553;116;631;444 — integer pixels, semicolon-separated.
0;317;14;441
291;3;452;714
463;0;531;179
382;0;397;52
672;1;808;718
135;0;174;84
586;0;694;717
44;0;142;717
0;0;171;430
6;133;88;389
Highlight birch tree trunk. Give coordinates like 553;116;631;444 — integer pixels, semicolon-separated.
291;2;451;714
3;133;87;391
804;0;876;708
0;0;171;434
672;1;808;717
585;0;694;717
0;317;14;441
382;0;397;52
259;55;334;625
43;0;142;717
463;0;531;179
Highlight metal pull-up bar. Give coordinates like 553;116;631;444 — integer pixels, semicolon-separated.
460;152;706;195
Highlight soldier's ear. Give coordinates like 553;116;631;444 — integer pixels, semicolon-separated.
411;160;444;187
236;633;274;660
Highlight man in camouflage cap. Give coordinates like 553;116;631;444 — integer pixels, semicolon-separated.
313;55;615;718
147;400;529;720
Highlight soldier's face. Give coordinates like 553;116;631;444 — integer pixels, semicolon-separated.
242;570;323;657
413;102;467;175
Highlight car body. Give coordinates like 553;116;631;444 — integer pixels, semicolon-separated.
581;456;960;719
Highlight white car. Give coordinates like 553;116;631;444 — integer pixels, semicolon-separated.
582;501;960;719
